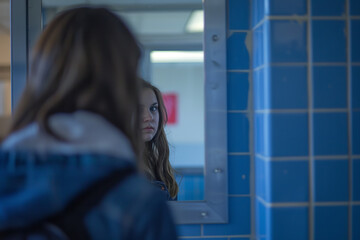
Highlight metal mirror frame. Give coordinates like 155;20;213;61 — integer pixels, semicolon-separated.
10;0;228;224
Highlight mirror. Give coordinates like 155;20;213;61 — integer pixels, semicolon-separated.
11;0;227;224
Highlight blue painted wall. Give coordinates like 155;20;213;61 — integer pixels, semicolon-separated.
177;0;359;239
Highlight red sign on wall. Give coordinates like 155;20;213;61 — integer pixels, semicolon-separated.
162;93;177;124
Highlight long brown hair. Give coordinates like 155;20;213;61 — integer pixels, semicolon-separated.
141;80;179;198
7;7;142;157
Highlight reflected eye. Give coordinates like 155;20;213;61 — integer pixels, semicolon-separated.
150;105;158;112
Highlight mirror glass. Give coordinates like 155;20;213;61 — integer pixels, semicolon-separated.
41;0;204;201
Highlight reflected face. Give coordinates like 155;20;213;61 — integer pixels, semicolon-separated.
141;88;159;142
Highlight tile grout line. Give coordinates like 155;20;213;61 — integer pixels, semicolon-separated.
346;0;353;239
306;1;314;239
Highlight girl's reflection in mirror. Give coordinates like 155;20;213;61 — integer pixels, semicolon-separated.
140;80;179;201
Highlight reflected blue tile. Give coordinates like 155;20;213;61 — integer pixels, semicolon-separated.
313;113;348;155
268;113;309;157
314;206;348;240
353;112;360;155
228;0;249;30
229;155;250;195
313;66;347;109
203;197;251;235
352;67;360;109
312;20;346;62
353;205;360;240
353;159;360;201
269;66;308;109
227;72;249;111
228;113;249;153
314;160;349;202
227;32;250;70
177;224;201;237
350;0;360;15
252;0;265;27
271;206;308;240
269;0;307;15
269;20;307;63
269;160;309;202
312;0;345;16
352;20;360;62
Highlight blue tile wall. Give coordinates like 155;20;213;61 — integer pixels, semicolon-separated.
352;20;360;62
314;159;349;202
227;72;249;111
350;0;360;15
269;0;307;16
312;66;347;109
313;113;348;155
353;205;360;240
269;66;308;109
311;0;345;16
352;66;360;109
252;0;265;27
228;112;250;153
253;68;266;110
314;206;348;240
270;206;308;240
253;24;265;68
312;20;347;63
228;155;250;195
228;0;249;30
353;112;360;155
227;32;250;70
353;158;360;201
268;20;307;63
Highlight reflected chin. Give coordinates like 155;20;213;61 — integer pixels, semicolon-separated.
142;133;154;142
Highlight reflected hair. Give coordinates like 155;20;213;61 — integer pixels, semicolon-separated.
141;80;179;198
7;7;142;157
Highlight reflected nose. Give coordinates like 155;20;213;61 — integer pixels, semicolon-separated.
143;109;153;122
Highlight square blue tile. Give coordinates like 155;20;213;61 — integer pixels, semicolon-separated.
352;66;360;109
268;66;308;109
313;113;348;155
176;224;201;237
254;67;267;110
269;20;307;63
314;206;348;240
350;0;360;15
229;155;250;195
353;205;360;240
255;199;267;236
312;20;346;63
228;0;250;30
255;157;267;200
254;114;266;156
227;72;249;111
269;0;307;15
314;159;349;202
253;24;265;68
270;206;308;240
227;32;250;70
228;113;249;153
312;0;345;16
313;66;347;109
203;197;251;235
183;238;227;240
268;113;309;157
252;0;265;27
353;158;360;201
353;112;360;155
269;160;309;202
352;20;360;62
